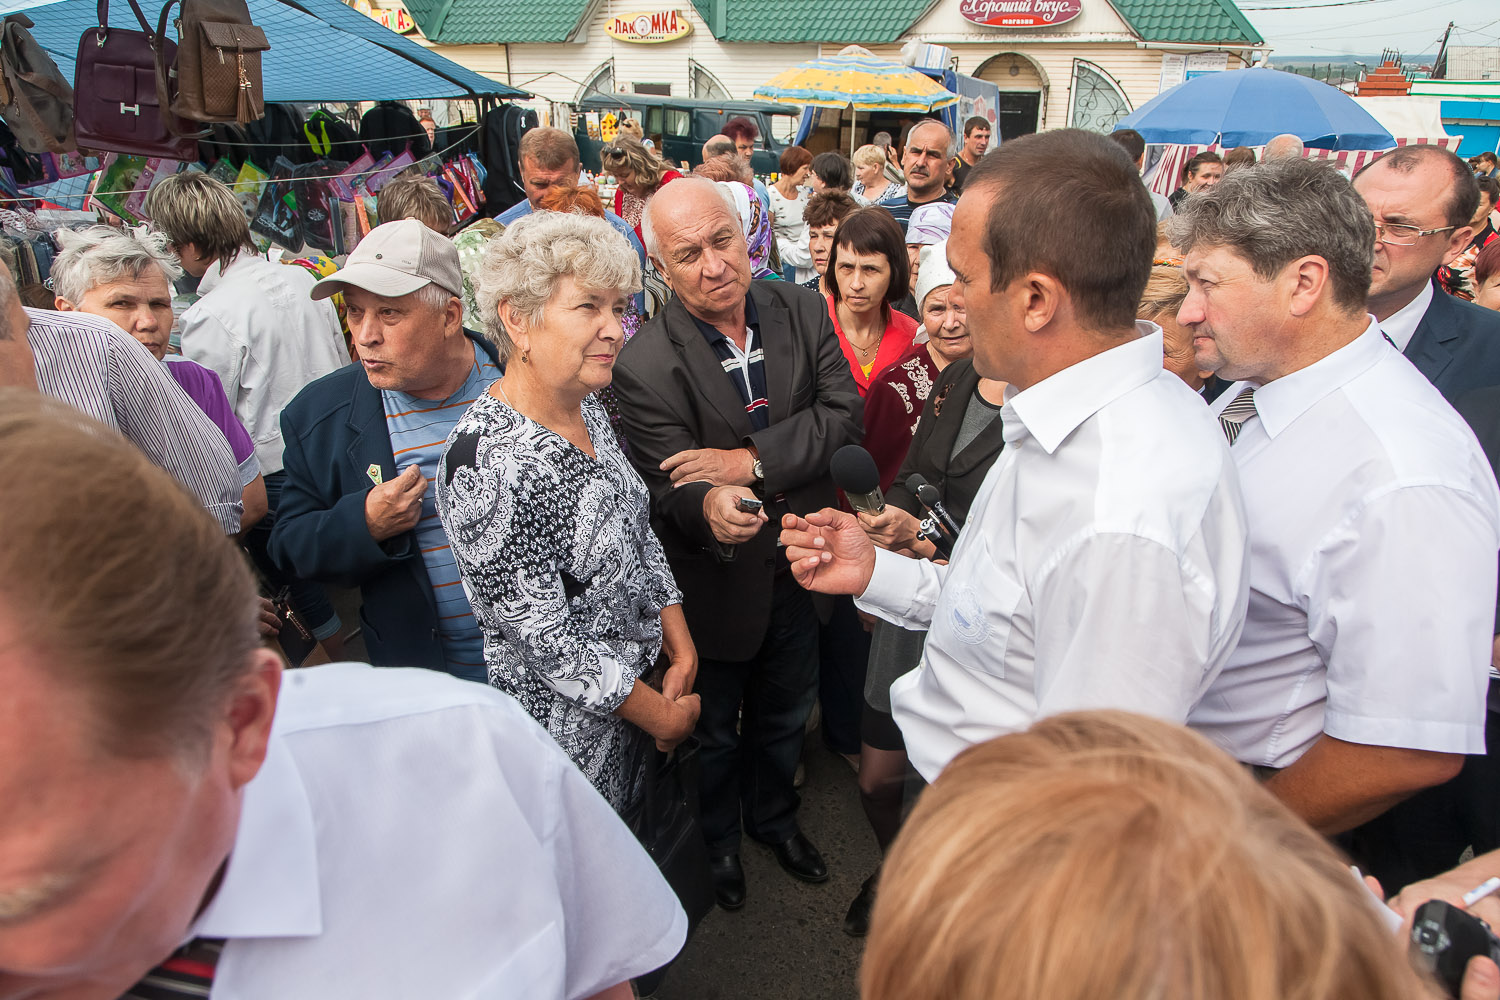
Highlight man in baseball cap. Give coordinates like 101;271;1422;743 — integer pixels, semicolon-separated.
268;219;503;682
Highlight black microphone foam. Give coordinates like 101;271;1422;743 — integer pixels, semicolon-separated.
905;473;932;495
832;445;882;495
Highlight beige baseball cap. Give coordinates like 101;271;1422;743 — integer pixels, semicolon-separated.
310;218;463;301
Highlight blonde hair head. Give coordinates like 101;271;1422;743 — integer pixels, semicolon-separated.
143;171;252;272
376;173;454;233
1139;264;1189;321
600;134;669;194
853;144;887;170
863;711;1427;1000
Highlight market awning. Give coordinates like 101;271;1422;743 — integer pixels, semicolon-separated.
21;0;526;102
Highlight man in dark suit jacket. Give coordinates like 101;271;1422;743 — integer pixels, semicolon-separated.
611;177;862;910
1354;145;1500;403
270;221;501;677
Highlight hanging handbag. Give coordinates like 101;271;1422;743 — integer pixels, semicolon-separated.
625;737;714;995
156;0;267;126
74;0;200;160
0;14;76;153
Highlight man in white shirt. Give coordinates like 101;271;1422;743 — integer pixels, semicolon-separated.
1172;158;1500;863
0;391;684;1000
147;171;352;655
1352;145;1500;404
779;129;1250;781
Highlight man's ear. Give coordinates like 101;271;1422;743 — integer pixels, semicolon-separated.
224;648;282;791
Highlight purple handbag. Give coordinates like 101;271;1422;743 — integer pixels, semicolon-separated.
74;0;200;160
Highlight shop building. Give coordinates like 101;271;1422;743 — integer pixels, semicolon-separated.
389;0;1265;138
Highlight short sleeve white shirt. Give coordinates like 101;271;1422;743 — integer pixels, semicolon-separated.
863;325;1251;780
189;663;687;999
1188;322;1500;767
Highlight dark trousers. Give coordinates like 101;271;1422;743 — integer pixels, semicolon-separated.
818;595;872;756
695;575;820;853
1341;700;1500;893
245;470;339;638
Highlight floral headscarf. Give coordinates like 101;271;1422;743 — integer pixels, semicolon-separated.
720;181;775;279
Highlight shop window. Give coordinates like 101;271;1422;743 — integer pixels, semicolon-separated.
1068;60;1131;133
690;60;731;101
665;109;691;138
577;60;615;101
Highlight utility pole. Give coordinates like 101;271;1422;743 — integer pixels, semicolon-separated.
1432;21;1453;80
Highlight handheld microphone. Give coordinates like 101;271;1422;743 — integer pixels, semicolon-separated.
831;445;886;514
916;514;955;559
906;474;962;552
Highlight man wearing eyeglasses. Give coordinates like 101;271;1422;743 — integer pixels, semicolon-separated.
1353;145;1500;404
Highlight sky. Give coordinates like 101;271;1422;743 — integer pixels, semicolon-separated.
1244;0;1499;60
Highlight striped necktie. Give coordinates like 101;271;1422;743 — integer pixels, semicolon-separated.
1218;387;1258;445
119;938;223;999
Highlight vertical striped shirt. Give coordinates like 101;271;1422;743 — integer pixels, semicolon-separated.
690;293;770;431
26;308;244;534
381;341;500;682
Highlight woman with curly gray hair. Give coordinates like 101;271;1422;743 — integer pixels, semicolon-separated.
436;210;700;816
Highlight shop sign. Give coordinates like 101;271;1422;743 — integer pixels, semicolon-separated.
605;10;693;43
959;0;1082;28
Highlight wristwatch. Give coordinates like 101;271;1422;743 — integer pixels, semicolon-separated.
752;457;765;481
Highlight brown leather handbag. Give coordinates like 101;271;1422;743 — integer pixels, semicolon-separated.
0;14;77;153
156;0;268;126
73;0;200;159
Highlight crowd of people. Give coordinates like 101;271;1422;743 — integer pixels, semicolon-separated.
7;104;1500;1000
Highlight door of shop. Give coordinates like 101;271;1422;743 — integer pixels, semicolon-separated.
997;93;1040;140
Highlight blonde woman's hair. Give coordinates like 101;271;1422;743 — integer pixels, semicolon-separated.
476;210;641;361
1139;264;1189;320
376;173;454;233
853;144;887;170
600;134;670;193
863;711;1430;1000
143;171;253;272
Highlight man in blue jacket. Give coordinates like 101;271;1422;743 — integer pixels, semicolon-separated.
270;220;500;680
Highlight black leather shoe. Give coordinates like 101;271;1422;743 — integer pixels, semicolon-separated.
843;869;879;937
709;853;746;910
771;831;829;883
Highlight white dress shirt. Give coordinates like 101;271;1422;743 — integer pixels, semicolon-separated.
1378;280;1433;353
180;251;349;474
26;307;243;533
1189;322;1500;767
865;325;1250;780
192;663;686;999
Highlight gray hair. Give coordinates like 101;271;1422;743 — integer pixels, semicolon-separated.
1167;158;1373;313
51;225;183;307
477;211;642;361
641;175;737;260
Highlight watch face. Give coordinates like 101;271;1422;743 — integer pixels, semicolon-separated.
754;459;765;479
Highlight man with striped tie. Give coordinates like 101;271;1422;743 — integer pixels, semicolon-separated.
270;220;501;682
1174;158;1500;888
0;391;684;1000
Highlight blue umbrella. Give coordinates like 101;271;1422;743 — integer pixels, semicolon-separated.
1114;68;1393;151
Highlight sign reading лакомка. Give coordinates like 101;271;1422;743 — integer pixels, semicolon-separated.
605;10;694;43
959;0;1083;27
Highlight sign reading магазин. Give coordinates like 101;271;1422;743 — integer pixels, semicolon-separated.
604;9;694;42
959;0;1083;27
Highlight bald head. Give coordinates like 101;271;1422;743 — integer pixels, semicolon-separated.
642;176;751;323
703;134;735;160
1263;134;1304;161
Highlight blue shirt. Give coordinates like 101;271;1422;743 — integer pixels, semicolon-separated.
381;341;501;682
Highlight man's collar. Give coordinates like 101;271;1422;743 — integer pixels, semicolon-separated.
689;291;759;344
1378;280;1433;353
189;729;322;942
1004;322;1164;454
1243;318;1388;439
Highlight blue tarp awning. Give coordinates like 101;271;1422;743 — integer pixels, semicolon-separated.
24;0;525;102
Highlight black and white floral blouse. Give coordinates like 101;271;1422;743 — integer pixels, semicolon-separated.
436;391;682;813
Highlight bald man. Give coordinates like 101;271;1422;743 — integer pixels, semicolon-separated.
1263;134;1305;161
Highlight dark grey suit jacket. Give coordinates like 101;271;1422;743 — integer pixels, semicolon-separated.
1404;279;1500;404
611;280;863;662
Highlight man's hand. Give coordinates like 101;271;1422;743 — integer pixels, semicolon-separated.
654;694;702;752
1463;956;1500;1000
780;508;877;596
364;464;427;541
1389;870;1500;929
256;597;282;638
663;447;756;488
704;486;767;545
857;505;923;552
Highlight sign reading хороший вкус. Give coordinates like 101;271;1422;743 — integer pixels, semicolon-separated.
604;9;694;42
959;0;1083;27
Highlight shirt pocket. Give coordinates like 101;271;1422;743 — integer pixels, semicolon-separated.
943;552;1024;678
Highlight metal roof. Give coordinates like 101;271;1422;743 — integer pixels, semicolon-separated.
687;0;936;43
24;0;524;101
1108;0;1263;46
404;0;590;44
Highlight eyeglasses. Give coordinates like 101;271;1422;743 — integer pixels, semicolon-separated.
1373;220;1456;246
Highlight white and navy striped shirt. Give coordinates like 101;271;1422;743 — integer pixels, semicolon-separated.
27;308;243;534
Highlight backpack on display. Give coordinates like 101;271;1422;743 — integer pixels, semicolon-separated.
359;101;430;161
0;14;76;153
304;109;361;163
478;103;536;216
156;0;268;126
74;0;200;160
197;121;250;166
244;101;309;169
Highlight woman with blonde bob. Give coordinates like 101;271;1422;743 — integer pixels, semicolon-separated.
435;210;700;817
863;711;1465;1000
